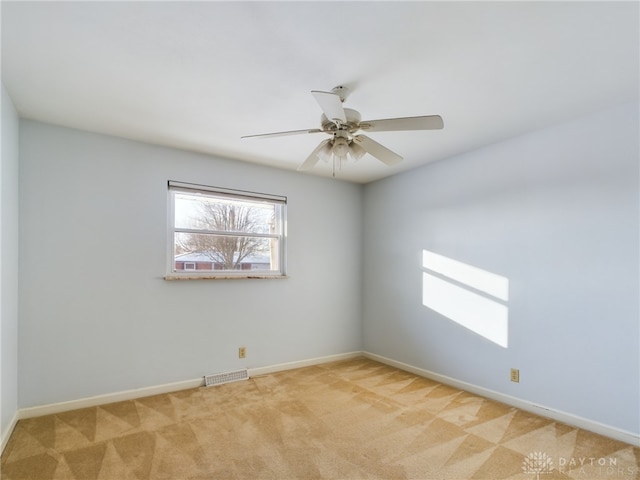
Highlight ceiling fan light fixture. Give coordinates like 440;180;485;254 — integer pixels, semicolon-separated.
349;141;366;161
332;137;349;157
317;141;333;162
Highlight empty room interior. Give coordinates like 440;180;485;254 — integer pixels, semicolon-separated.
1;2;639;479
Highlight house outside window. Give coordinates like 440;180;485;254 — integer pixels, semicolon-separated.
167;181;287;278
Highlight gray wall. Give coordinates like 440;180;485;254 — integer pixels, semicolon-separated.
1;84;20;438
18;120;363;407
362;103;639;435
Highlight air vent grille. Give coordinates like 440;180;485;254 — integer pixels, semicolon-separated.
204;369;249;387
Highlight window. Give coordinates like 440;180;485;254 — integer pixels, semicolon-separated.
167;181;287;279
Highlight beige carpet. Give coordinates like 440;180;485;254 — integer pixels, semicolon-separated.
1;357;638;479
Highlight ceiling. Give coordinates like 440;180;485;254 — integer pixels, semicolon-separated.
2;2;638;184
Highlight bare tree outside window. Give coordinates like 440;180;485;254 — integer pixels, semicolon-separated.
177;201;274;270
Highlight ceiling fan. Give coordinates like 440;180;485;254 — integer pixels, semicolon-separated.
241;86;444;175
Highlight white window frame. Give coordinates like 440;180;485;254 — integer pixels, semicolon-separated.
166;181;287;280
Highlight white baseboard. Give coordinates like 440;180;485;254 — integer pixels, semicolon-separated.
18;377;205;420
17;351;363;421
363;351;640;447
248;351;363;377
1;410;19;455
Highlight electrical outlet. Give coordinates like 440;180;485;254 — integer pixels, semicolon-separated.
238;346;246;359
510;368;520;383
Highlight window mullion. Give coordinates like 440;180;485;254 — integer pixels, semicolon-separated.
174;227;279;239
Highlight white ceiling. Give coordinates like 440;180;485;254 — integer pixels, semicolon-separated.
2;1;638;184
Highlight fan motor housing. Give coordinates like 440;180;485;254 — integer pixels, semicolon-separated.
321;108;361;133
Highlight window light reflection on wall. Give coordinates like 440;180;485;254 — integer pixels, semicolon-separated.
422;250;509;348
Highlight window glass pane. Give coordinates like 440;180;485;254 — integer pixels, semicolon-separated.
169;183;286;277
174;232;279;272
174;192;277;234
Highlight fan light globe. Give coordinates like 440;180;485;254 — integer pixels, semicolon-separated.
333;137;349;157
349;142;366;161
318;142;333;162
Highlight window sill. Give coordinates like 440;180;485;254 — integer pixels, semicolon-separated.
164;274;289;281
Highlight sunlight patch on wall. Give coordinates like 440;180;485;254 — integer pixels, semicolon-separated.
422;250;509;348
422;250;509;301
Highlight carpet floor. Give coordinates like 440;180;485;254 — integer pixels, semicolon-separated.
1;357;638;479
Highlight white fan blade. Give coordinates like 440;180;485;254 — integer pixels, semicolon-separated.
359;115;444;132
297;139;332;171
311;90;347;124
241;128;323;139
353;135;403;166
